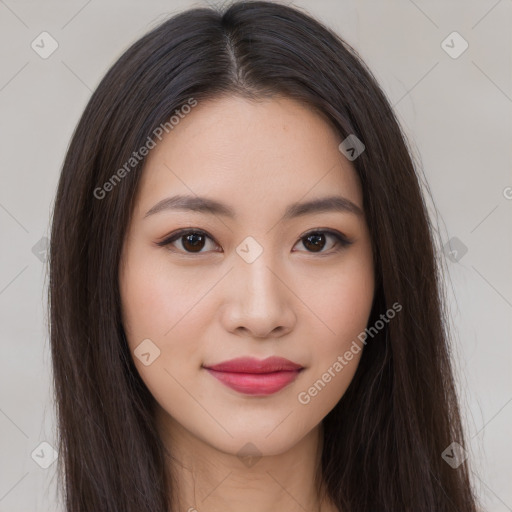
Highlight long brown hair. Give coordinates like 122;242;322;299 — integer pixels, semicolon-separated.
49;1;480;510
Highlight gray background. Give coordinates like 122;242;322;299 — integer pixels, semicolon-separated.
0;0;511;510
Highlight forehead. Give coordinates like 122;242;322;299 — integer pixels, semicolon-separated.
133;95;363;220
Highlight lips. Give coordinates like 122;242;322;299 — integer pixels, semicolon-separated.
203;356;303;395
204;356;303;373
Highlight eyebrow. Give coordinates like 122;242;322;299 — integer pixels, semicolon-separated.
144;194;363;219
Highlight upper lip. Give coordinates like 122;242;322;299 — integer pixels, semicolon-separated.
203;356;303;374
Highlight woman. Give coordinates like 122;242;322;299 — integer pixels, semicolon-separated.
49;1;480;511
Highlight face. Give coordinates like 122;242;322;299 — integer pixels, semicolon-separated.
119;95;375;457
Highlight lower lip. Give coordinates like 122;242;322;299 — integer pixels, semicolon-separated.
205;368;302;395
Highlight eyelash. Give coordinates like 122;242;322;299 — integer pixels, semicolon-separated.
156;228;353;255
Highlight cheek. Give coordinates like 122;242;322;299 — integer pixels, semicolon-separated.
296;285;370;419
119;251;212;413
120;263;171;341
308;249;374;344
120;249;204;341
119;249;215;393
297;249;374;408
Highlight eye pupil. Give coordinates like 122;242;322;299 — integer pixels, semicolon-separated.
303;233;326;252
183;233;205;252
161;229;346;255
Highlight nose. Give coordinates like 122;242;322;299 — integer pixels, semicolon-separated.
219;255;297;339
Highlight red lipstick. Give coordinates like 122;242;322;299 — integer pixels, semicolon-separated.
203;356;303;396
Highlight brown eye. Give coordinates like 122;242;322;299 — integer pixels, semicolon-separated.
157;228;352;256
302;232;327;252
157;230;219;254
294;230;352;254
181;232;207;252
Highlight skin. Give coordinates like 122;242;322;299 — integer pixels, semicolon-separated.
119;95;375;512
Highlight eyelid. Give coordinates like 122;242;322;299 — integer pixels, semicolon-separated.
293;228;354;254
297;227;352;245
156;227;353;254
155;228;220;251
